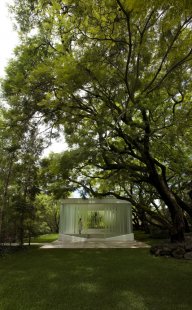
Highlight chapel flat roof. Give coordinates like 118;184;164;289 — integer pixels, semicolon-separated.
61;198;130;204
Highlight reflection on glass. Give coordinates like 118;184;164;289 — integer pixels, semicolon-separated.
87;211;105;229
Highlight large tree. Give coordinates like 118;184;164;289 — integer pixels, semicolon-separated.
3;0;192;241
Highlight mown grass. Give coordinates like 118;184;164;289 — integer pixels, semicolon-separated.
0;247;192;310
30;234;59;243
134;230;168;245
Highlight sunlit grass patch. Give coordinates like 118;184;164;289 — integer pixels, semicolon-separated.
30;233;59;243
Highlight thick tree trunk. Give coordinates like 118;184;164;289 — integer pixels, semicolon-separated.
175;194;192;219
184;215;190;233
150;174;185;242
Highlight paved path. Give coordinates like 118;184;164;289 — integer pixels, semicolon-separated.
41;239;150;249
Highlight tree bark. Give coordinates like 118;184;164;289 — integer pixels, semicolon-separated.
149;173;185;242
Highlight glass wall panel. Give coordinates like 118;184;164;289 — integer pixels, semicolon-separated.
59;199;133;237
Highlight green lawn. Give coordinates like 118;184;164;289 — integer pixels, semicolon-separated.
134;230;168;245
29;234;59;243
0;247;192;310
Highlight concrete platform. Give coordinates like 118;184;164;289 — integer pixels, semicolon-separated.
41;238;150;249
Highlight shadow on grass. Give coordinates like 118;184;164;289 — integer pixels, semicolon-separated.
134;230;169;246
0;248;192;309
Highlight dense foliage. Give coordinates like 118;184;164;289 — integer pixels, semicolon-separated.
1;0;192;242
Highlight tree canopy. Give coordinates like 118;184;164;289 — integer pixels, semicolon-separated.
2;0;192;241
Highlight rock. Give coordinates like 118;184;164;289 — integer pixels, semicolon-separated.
184;251;192;260
159;246;172;256
150;245;162;256
150;245;172;256
171;247;185;259
184;242;192;252
150;242;192;259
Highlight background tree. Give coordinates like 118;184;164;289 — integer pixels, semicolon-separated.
35;193;60;234
0;105;44;244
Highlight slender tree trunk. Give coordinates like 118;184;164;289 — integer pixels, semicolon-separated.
19;209;25;246
0;156;14;241
138;209;150;233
